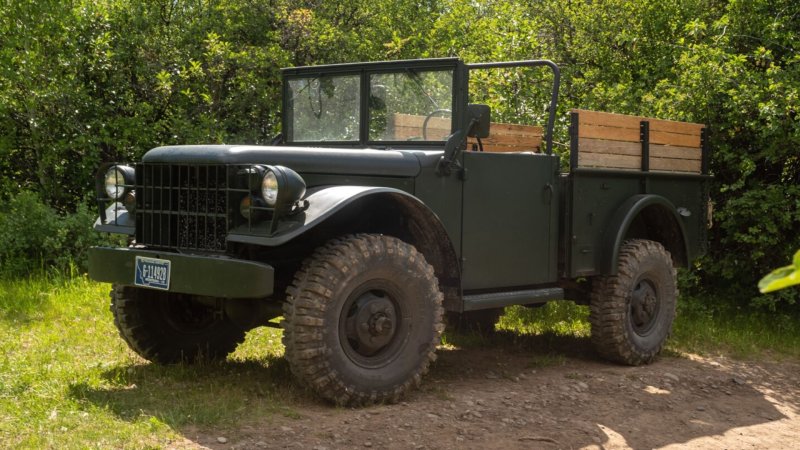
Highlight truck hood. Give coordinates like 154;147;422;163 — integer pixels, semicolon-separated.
142;145;425;177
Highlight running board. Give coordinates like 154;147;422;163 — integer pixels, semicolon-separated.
463;288;564;311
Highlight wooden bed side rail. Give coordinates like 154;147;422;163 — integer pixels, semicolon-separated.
569;109;709;174
390;113;543;153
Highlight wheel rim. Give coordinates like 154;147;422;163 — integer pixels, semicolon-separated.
629;278;660;336
340;282;404;368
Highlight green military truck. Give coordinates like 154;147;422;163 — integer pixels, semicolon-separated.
88;58;710;406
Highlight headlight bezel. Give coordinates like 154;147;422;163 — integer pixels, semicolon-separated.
101;164;135;201
258;165;307;213
94;163;136;232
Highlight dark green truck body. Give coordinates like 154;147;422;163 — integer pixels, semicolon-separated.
88;58;709;405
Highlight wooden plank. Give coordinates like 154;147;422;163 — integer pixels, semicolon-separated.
650;130;701;148
578;124;641;143
650;144;701;161
390;114;449;140
391;113;451;129
392;128;450;140
488;122;543;136
476;144;538;153
469;139;541;153
578;152;701;172
578;138;641;156
578;152;641;170
475;134;542;146
572;108;704;136
648;118;704;136
651;157;702;173
392;113;542;151
575;109;642;130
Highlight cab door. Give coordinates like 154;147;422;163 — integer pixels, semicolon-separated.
460;152;560;290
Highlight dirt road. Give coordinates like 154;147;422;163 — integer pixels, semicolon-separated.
183;334;800;449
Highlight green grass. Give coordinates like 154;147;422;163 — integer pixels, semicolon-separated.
498;302;591;337
494;299;800;360
671;298;800;359
0;275;301;449
3;276;800;448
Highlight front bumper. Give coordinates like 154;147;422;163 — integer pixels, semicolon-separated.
88;247;274;298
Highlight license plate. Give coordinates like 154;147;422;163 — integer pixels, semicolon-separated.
134;256;171;290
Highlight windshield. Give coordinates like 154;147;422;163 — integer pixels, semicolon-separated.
285;68;454;144
287;75;360;142
369;70;453;142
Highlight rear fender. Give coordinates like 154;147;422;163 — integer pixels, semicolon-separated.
601;194;690;275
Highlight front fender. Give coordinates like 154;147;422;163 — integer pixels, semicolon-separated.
227;186;417;247
600;194;690;275
228;185;462;312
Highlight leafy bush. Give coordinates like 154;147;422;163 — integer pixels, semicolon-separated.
0;192;109;277
0;0;798;311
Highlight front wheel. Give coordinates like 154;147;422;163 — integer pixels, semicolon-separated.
282;234;444;406
110;286;246;364
589;239;677;365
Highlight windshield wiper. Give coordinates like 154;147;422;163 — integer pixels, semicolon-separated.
405;69;440;110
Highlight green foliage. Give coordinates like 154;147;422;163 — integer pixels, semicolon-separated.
0;0;798;310
759;250;800;294
0;192;106;277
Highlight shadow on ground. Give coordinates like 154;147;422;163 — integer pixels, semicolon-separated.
419;330;795;449
68;355;319;430
70;328;798;449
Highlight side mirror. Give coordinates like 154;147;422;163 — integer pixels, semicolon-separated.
467;104;490;138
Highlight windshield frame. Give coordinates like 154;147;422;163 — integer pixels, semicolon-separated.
281;58;467;148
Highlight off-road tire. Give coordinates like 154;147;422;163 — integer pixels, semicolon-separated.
590;239;677;365
110;285;246;364
447;308;503;335
282;234;444;406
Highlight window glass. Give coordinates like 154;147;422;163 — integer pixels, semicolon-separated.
369;70;453;141
287;75;360;142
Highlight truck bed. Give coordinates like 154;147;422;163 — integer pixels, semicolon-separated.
561;109;710;278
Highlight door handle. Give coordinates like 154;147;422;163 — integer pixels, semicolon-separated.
544;183;554;204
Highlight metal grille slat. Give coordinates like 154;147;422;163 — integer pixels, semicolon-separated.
136;163;229;252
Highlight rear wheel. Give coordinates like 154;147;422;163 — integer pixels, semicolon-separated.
589;239;677;365
110;285;246;364
282;234;444;406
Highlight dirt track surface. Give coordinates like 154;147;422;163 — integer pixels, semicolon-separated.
182;336;800;449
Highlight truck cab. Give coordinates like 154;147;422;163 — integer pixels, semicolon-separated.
89;58;710;406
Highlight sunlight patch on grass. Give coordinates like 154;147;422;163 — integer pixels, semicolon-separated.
498;302;591;338
0;276;300;448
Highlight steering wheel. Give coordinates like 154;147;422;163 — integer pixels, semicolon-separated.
422;109;452;140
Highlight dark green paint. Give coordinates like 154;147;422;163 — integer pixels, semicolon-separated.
463;287;564;311
460;152;560;290
90;58;709;312
142;145;422;177
566;169;709;278
88;247;274;298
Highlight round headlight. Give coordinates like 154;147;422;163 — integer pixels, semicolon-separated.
261;171;279;207
104;167;127;199
258;165;306;213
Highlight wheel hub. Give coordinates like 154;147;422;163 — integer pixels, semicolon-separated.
630;279;659;335
346;291;398;357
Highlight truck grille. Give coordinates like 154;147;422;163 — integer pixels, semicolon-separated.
135;164;230;252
